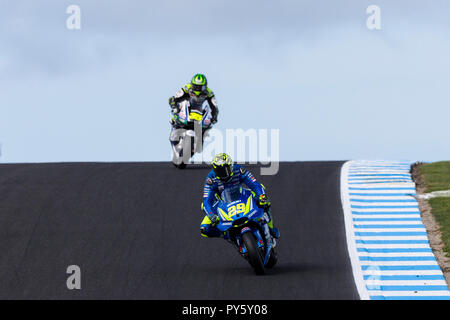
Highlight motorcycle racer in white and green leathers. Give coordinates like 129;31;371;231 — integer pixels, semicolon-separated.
168;73;219;124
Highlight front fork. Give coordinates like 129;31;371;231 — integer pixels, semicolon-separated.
238;215;277;264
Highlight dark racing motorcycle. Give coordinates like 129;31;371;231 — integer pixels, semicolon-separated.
213;186;278;275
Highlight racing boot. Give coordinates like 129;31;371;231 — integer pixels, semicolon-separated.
265;208;280;239
268;220;280;239
258;195;280;239
200;225;222;238
200;214;222;238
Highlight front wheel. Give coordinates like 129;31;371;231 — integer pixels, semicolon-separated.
171;143;188;169
242;232;265;275
265;246;278;269
171;152;187;169
172;161;186;169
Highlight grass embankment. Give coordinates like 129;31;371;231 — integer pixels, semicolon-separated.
419;161;450;257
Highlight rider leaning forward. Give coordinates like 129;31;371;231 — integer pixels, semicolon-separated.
200;153;280;239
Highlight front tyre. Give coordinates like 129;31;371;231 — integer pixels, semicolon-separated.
172;161;187;169
171;153;187;169
265;246;278;269
171;145;187;169
242;232;265;275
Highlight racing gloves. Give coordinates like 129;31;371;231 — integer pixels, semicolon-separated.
210;213;220;225
257;194;271;209
168;96;176;108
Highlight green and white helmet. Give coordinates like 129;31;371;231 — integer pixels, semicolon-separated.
190;73;208;96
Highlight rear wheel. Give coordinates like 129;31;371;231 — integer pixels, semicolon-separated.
242;232;265;275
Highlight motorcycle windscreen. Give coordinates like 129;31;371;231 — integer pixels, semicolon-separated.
220;186;242;203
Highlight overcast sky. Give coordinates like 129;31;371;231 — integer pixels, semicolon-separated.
1;0;449;163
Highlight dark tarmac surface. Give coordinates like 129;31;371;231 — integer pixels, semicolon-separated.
0;162;358;299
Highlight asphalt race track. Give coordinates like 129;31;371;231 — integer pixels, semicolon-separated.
0;162;359;299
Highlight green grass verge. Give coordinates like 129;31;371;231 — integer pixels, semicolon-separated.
419;161;450;192
429;198;450;257
419;161;450;257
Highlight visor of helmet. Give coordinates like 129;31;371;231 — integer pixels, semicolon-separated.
191;84;207;95
214;165;233;181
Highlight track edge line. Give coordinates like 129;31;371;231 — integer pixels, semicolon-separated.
341;160;370;300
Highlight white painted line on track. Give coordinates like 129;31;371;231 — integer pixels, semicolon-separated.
341;161;370;300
